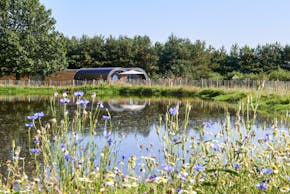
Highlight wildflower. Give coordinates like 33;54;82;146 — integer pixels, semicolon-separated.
107;139;113;146
256;181;267;190
98;101;104;108
79;99;89;107
25;123;34;128
34;140;40;145
280;186;290;193
194;164;205;172
169;107;178;116
102;115;110;120
202;121;212;128
34;112;44;118
146;175;157;183
104;177;114;186
155;176;168;184
262;133;271;142
30;148;41;154
27;115;38;120
103;130;112;138
272;164;279;173
261;168;273;175
64;152;73;162
161;163;174;173
60;98;70;104
233;164;241;170
91;92;96;98
62;92;67;97
211;144;220;151
53;92;58;97
173;136;180;143
74;91;84;97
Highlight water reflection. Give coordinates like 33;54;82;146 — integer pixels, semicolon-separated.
106;99;147;112
0;96;289;176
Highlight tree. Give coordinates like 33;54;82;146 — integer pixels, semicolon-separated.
132;35;158;76
0;0;67;80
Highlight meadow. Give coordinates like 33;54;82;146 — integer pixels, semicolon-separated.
0;90;290;193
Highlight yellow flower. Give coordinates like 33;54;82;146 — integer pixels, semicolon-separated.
280;186;290;193
220;179;226;184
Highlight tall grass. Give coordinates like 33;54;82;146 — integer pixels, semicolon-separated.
0;91;290;193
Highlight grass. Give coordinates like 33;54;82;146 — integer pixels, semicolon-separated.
1;91;290;193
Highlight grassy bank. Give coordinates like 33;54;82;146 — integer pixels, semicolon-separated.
0;84;290;116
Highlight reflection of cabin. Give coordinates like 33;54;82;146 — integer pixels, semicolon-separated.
73;67;149;82
106;99;148;112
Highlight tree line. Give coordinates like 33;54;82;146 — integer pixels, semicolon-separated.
66;35;290;80
1;0;290;80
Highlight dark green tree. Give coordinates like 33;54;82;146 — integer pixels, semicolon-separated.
132;35;158;76
0;0;66;79
238;45;260;73
256;43;283;72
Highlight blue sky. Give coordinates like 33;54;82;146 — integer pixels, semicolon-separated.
40;0;290;50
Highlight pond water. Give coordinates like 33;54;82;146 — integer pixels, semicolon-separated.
0;96;289;175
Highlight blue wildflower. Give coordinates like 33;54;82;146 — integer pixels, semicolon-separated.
203;121;212;128
107;139;113;146
79;99;89;107
161;163;174;173
233;164;241;170
211;144;220;151
103;130;112;138
256;181;267;190
74;91;84;97
194;164;205;172
169;107;178;116
27;115;38;120
34;140;40;145
34;112;44;118
148;175;157;182
60;98;70;104
261;168;273;174
262;133;271;142
25;123;34;128
30;148;41;154
102;115;110;120
64;153;73;162
60;143;66;150
172;137;179;143
94;157;99;168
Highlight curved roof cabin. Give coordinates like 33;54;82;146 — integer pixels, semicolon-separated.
74;67;149;82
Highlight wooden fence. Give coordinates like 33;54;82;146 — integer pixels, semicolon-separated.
0;79;290;93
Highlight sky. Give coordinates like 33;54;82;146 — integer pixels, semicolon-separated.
39;0;290;50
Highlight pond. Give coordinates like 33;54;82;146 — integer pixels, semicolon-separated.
0;95;288;177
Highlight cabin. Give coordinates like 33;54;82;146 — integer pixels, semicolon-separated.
73;67;149;82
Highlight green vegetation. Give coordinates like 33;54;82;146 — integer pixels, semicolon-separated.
1;84;290;116
0;0;67;80
2;0;290;80
65;35;290;80
1;92;290;193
